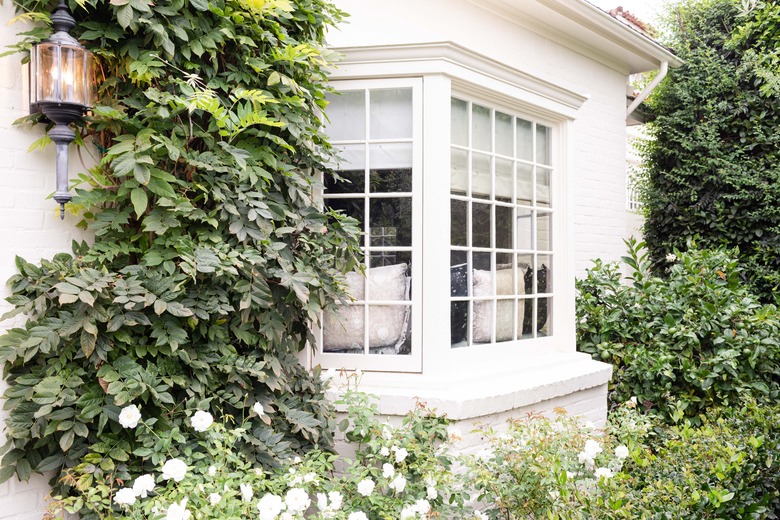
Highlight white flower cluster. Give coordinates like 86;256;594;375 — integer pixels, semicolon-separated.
577;439;603;467
316;491;343;518
400;498;431;519
255;488;312;520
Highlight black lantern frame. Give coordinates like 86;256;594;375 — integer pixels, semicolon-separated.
30;0;95;219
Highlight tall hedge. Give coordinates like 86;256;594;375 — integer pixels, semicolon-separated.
643;0;780;302
0;0;360;506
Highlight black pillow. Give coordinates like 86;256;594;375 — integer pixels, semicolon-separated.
450;264;468;344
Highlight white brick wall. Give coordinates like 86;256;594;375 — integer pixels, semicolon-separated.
0;1;92;517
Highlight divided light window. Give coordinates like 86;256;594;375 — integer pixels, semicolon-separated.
319;79;422;372
450;97;554;347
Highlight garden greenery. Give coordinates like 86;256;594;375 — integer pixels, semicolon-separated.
577;238;780;423
0;0;362;508
642;0;780;302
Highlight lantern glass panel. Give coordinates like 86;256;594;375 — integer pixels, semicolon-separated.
35;43;59;104
61;45;86;105
84;52;95;107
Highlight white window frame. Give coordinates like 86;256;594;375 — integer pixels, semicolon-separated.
316;77;424;373
313;44;580;377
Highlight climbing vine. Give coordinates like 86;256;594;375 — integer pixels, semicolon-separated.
0;0;360;509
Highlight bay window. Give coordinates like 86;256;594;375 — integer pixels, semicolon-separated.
316;51;568;374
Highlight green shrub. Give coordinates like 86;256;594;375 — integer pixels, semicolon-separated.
577;238;780;423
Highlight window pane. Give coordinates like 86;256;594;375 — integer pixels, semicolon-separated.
451;250;469;296
327;198;365;247
536;124;551;165
325;91;365;141
369;143;412;175
370;198;411;247
495;205;513;249
516;118;533;161
334;143;366;172
521;298;534;338
538;298;552;337
451;250;469;347
451;301;469;347
472;104;491;151
495;299;516;343
370;168;412;194
537;167;551;207
322;305;365;353
472;153;491;199
517;208;533;250
451;98;469;146
516;163;533;206
370;250;411;269
451;199;468;247
451;148;468;195
537;211;552;251
472;203;491;248
370;88;413;139
495;158;513;202
368;305;410;354
518;254;532;297
537;254;552;294
496;111;513;156
473;251;491;271
325;169;364;194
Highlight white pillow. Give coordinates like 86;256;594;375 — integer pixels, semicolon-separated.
323;263;410;352
472;267;525;343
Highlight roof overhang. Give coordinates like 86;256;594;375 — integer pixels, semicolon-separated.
470;0;682;74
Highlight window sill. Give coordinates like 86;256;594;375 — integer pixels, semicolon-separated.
326;351;612;421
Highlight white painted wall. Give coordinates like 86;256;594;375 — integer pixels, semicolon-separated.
328;0;632;276
0;1;92;517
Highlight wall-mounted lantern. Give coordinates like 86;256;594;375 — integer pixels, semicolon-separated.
30;0;95;219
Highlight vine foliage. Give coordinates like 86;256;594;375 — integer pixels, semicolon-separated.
0;0;360;506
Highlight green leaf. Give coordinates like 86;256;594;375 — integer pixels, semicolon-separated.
130;188;149;218
190;0;209;11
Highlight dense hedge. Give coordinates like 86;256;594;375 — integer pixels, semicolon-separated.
642;0;780;302
0;0;360;509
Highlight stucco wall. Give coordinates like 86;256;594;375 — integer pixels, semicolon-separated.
0;1;93;516
328;0;632;275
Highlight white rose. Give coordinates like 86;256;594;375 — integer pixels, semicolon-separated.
382;463;395;479
594;467;614;480
348;513;368;520
165;499;191;520
394;447;409;463
113;487;137;507
357;478;375;497
240;483;254;502
427;486;438;500
161;458;188;482
285;488;310;513
389;474;406;493
583;439;602;458
400;505;416;519
253;402;266;417
209;493;221;506
132;474;155;498
190;410;214;432
615;445;629;459
414;499;431;514
257;494;284;520
118;404;142;429
208;465;217;476
380;446;390;457
328;491;343;511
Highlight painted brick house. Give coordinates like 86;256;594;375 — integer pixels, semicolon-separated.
0;0;678;516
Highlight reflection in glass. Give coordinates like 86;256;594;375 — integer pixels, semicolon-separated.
331;143;366;172
325;91;365;141
472;153;491;200
518;254;532;297
536;125;551;165
495;205;513;249
370;198;411;247
538;298;552;337
370;88;413;139
520;298;534;338
516;163;533;206
369;169;412;194
370;249;411;269
495;159;513;202
472;203;492;248
451;250;469;297
451;98;469;146
473;251;491;271
516;118;533;161
517;208;533;250
325;169;364;194
537;212;552;251
537;167;551;207
451;148;468;195
472;104;491;151
369;143;412;186
451;301;469;347
496;111;513;156
537;254;552;294
451;199;468;247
